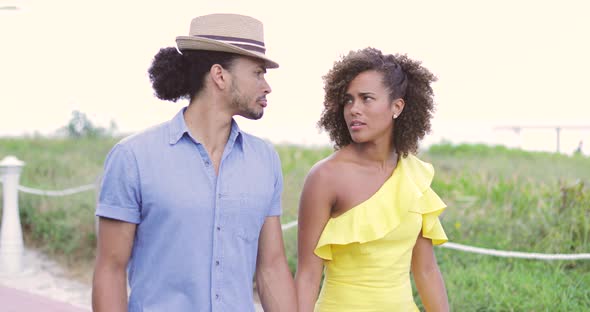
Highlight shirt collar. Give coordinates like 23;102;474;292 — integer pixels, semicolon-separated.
168;106;243;149
168;107;190;145
228;118;244;151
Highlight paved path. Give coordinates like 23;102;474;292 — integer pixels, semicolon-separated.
0;248;91;311
0;285;87;312
0;248;264;311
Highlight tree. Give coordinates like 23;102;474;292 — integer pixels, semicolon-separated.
59;110;117;138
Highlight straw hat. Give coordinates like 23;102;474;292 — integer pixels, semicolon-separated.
176;13;279;69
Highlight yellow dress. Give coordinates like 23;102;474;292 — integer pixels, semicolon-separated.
313;155;448;312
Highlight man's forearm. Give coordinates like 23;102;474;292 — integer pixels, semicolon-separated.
92;267;128;312
256;262;297;312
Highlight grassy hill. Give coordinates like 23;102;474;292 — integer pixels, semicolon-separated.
0;137;588;310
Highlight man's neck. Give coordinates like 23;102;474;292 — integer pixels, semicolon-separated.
184;97;234;168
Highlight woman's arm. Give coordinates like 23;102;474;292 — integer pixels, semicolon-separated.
295;163;334;312
411;234;449;312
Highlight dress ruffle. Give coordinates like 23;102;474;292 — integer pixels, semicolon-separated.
314;155;448;260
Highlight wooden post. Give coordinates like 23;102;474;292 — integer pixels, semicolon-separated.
0;156;25;274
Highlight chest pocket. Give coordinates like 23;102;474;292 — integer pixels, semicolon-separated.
222;193;269;243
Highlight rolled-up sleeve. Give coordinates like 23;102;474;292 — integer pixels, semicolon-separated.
96;143;142;224
267;149;283;217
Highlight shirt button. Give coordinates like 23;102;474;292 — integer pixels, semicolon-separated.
215;260;220;266
204;161;210;166
215;294;219;300
216;226;221;231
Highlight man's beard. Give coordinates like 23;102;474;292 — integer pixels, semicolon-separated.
231;83;263;120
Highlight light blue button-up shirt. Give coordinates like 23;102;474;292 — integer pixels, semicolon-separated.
97;107;283;311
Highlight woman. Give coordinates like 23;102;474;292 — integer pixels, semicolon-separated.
295;48;449;312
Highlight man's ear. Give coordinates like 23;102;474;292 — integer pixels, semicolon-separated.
209;64;228;90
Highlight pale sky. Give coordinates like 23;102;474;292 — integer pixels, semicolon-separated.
1;0;589;152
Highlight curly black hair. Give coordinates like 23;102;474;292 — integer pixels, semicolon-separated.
148;47;238;102
318;47;437;156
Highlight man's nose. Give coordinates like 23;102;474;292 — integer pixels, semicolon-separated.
262;79;272;94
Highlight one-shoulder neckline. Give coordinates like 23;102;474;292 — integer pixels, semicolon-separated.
330;156;404;220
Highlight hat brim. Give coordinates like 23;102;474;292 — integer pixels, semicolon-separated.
176;36;279;69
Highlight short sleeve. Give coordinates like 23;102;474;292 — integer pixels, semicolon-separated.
417;188;448;245
267;149;283;217
96;144;142;224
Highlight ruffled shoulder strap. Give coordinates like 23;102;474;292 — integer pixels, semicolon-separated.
313;155;449;260
313;155;448;260
403;155;448;245
402;154;435;190
313;173;403;260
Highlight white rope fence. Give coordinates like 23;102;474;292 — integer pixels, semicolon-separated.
281;220;298;231
9;184;590;261
441;242;590;260
279;220;590;260
0;151;588;264
17;184;95;197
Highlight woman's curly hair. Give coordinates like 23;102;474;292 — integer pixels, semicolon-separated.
318;47;437;156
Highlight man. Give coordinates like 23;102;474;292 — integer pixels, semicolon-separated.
92;13;297;311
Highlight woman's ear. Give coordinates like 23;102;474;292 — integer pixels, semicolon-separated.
392;98;405;119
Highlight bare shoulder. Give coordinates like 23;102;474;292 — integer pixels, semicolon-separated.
298;153;345;236
304;150;348;187
301;150;352;208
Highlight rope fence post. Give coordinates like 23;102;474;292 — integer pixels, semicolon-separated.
0;156;25;274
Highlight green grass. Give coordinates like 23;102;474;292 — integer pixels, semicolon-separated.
0;137;117;262
280;143;590;311
1;138;589;310
431;251;590;311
